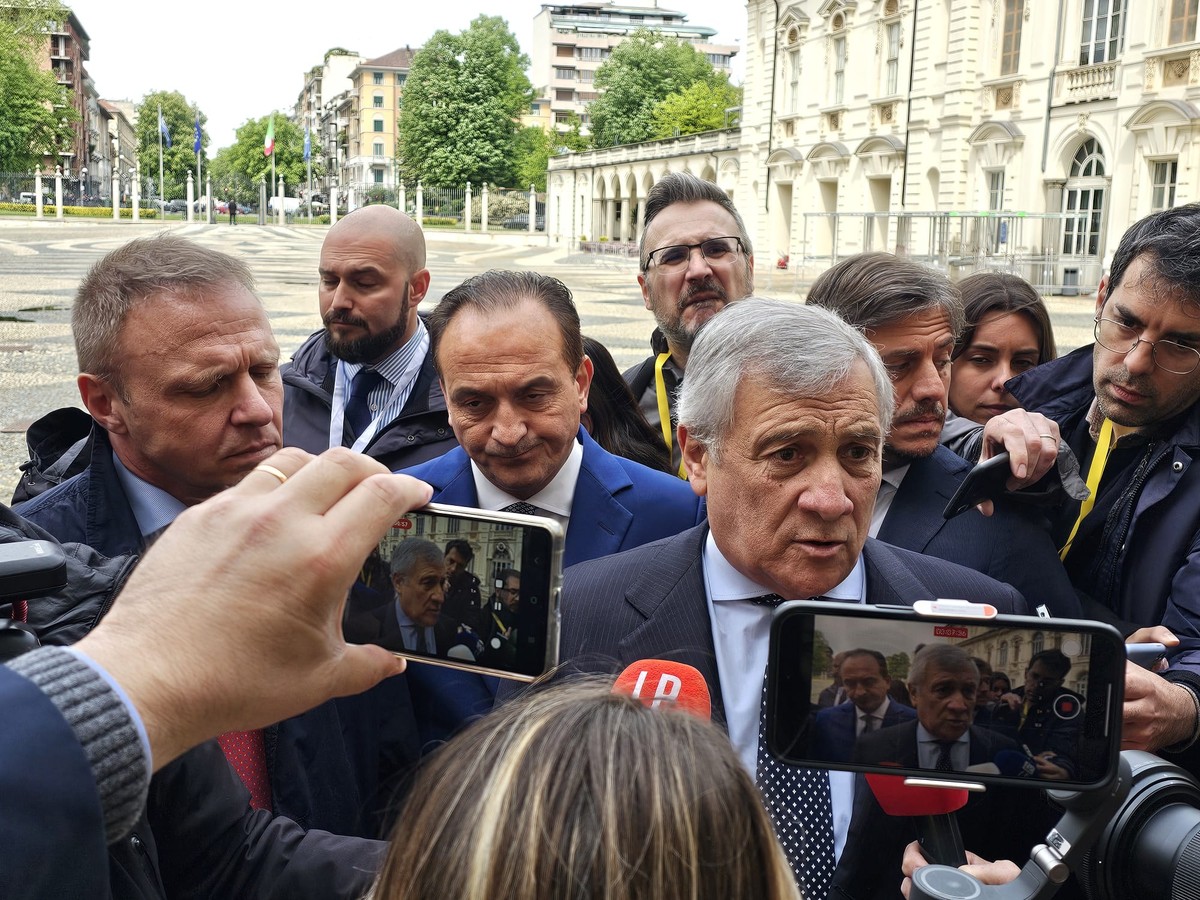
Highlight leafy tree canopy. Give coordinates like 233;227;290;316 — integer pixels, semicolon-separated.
650;79;742;140
209;113;316;199
588;30;727;149
398;14;531;186
134;91;207;199
513;126;551;191
0;1;79;171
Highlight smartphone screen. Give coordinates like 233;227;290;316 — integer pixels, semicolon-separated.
943;452;1012;519
766;602;1125;790
343;503;564;681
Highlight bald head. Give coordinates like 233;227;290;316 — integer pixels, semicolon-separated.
328;205;426;273
318;205;432;364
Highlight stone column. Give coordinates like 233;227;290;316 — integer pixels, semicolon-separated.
186;171;195;223
54;165;64;220
464;181;472;232
481;183;490;233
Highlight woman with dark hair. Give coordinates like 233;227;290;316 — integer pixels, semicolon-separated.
374;679;799;900
948;272;1057;425
581;336;674;475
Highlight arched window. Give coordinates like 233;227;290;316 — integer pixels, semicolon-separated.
1063;138;1106;256
999;641;1009;667
1032;631;1045;655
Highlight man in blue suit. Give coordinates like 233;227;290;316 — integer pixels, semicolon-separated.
404;269;705;568
806;253;1080;618
402;270;704;736
812;649;916;764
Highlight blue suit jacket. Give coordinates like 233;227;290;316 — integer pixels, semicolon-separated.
402;427;706;568
812;699;917;764
877;447;1081;618
402;428;706;742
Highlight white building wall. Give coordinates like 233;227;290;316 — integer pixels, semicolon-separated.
554;1;1200;294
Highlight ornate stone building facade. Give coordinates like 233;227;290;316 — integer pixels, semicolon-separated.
549;1;1200;293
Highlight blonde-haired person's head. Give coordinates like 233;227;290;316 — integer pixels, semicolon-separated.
374;678;801;900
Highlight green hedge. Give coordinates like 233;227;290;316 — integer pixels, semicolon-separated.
421;216;460;227
0;202;157;219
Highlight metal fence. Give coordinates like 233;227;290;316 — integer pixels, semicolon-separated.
790;211;1105;296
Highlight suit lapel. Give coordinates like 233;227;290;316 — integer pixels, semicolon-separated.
564;430;634;567
876;454;955;554
424;447;479;506
614;525;727;725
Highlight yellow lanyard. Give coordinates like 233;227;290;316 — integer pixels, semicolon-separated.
654;352;688;480
1058;417;1115;561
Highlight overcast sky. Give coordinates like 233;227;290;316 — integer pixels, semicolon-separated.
68;0;746;152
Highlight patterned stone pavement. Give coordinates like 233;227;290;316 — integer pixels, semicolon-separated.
0;217;1098;502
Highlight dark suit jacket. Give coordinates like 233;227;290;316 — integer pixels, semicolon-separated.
877;447;1081;618
813;699;917;764
557;525;1026;725
554;524;1037;900
401;427;705;569
852;718;1020;768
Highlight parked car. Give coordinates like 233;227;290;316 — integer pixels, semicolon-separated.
502;212;545;230
166;199;188;213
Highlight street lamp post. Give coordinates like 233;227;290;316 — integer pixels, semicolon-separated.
80;166;88;204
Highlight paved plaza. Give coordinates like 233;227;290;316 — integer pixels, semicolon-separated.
0;217;1099;502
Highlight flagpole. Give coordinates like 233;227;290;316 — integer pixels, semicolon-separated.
157;103;164;213
195;109;202;207
306;116;313;222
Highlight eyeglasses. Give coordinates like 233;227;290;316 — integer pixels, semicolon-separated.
1094;317;1200;375
644;236;745;272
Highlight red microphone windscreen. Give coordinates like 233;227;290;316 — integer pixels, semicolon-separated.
865;773;970;816
612;659;712;720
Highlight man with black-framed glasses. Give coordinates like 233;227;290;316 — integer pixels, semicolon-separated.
624;172;755;477
1004;204;1200;764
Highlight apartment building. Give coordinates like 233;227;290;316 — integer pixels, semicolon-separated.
338;47;415;194
35;9;91;181
531;0;738;132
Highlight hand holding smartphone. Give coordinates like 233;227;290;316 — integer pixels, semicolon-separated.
343;503;564;681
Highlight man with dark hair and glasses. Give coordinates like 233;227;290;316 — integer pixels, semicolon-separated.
623;172;754;476
1002;203;1200;764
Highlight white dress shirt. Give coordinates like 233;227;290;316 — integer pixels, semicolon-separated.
471;437;583;534
702;532;866;861
870;463;910;538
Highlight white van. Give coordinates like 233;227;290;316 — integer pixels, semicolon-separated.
267;196;301;214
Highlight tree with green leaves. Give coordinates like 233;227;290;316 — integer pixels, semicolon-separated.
513;126;551;191
134;91;207;200
397;15;531;186
0;1;78;172
887;651;911;681
650;79;742;140
209;114;314;199
588;30;729;149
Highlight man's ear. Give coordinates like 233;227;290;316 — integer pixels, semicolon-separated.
576;355;594;415
1095;275;1109;317
679;425;708;498
77;374;128;435
638;272;652;312
409;268;432;306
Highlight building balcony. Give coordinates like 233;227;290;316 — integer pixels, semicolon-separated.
1057;61;1119;103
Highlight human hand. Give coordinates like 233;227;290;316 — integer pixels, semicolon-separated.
977;410;1061;513
900;841;1021;898
75;447;433;770
1033;751;1071;780
1122;660;1197;751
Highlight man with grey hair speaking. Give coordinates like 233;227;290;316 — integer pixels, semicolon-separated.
557;299;1026;900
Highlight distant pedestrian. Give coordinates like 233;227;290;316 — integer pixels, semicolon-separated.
229;195;237;225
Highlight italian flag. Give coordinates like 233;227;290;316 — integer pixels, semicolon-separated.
263;117;275;157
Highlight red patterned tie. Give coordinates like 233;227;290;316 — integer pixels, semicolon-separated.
217;729;273;811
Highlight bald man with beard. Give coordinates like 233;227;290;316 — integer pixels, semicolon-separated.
282;205;456;469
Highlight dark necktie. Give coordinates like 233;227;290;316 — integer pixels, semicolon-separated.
502;501;540;516
344;368;384;444
749;593;836;899
413;624;429;654
936;741;956;772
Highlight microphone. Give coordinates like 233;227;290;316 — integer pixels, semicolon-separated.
993;748;1038;778
612;659;712;720
866;773;970;868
